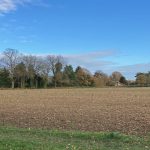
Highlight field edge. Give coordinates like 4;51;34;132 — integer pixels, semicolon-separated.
0;126;150;150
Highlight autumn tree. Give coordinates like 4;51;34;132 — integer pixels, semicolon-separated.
75;66;94;86
111;71;122;82
145;72;150;86
136;73;147;86
93;71;108;87
107;71;122;86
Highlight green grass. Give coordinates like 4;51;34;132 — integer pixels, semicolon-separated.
0;126;150;150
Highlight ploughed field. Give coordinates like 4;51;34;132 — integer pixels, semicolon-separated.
0;88;150;135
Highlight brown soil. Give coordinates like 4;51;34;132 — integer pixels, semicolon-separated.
0;88;150;135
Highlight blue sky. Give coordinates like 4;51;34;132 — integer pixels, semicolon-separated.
0;0;150;79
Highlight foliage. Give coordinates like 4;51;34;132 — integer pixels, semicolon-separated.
75;66;94;86
0;68;11;88
119;76;128;85
135;72;150;86
93;71;109;87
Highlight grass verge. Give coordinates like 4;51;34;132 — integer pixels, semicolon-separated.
0;126;150;150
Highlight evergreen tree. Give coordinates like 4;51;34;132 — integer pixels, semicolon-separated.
0;68;11;88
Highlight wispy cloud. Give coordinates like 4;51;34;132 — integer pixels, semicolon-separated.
18;35;33;43
27;50;117;70
116;63;150;73
63;50;117;72
0;0;31;15
0;0;15;14
32;0;51;8
0;0;49;15
63;50;150;79
20;39;32;43
65;50;116;60
104;62;150;79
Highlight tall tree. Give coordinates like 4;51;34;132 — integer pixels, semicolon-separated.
94;71;108;87
38;58;51;88
111;71;122;82
0;68;11;88
146;72;150;86
119;76;128;85
46;55;64;87
0;49;20;88
22;55;36;88
62;65;76;86
75;66;94;86
136;73;147;86
14;62;27;88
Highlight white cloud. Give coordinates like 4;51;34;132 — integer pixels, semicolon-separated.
117;63;150;79
25;50;117;71
65;50;116;60
104;62;150;79
0;0;16;14
63;50;150;79
63;50;117;72
0;0;33;15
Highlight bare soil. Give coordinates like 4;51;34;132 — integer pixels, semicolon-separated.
0;88;150;135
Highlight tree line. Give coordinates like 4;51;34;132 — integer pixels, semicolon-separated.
135;72;150;87
0;48;149;88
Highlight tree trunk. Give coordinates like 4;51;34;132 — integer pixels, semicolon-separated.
44;79;48;88
35;79;38;89
54;80;56;88
11;80;15;89
21;78;25;88
30;79;33;88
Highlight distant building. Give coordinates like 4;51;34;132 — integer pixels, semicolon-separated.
115;81;124;87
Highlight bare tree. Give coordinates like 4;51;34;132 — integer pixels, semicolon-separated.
111;71;122;82
109;71;123;86
22;55;51;88
46;55;64;87
22;55;37;87
35;57;51;88
0;49;20;88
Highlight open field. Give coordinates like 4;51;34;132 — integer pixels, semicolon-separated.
0;88;150;135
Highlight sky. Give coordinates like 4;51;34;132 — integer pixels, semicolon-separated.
0;0;150;79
